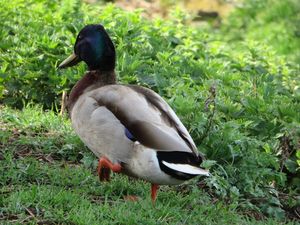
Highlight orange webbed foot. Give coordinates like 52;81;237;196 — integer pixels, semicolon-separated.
97;157;121;182
124;195;142;201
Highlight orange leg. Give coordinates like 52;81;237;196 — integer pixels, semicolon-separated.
151;184;159;202
97;157;122;182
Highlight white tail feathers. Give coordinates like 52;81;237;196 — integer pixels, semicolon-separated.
162;161;210;176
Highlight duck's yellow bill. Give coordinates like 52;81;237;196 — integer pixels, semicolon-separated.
59;52;81;68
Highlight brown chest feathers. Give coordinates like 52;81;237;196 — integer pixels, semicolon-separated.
68;69;117;115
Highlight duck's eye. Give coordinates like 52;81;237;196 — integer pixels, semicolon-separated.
78;35;83;40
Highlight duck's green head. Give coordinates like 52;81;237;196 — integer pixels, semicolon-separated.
59;24;116;71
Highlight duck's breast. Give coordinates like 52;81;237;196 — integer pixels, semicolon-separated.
71;89;134;165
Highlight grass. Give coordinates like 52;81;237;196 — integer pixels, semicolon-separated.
0;105;280;224
0;104;296;224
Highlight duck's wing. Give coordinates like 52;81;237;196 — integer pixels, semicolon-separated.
91;84;200;157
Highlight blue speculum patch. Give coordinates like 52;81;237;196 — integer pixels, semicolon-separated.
125;127;136;141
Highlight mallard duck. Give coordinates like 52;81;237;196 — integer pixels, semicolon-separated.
59;24;209;202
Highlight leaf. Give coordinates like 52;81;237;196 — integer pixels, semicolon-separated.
201;160;216;169
269;196;281;205
292;178;300;189
266;205;285;221
3;97;18;105
61;77;67;86
230;186;240;203
255;65;268;75
263;143;271;153
296;150;300;163
81;155;95;169
259;202;285;221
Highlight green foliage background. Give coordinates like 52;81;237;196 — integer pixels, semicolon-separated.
217;0;300;62
0;0;300;221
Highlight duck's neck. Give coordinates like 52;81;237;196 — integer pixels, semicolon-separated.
68;69;117;116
